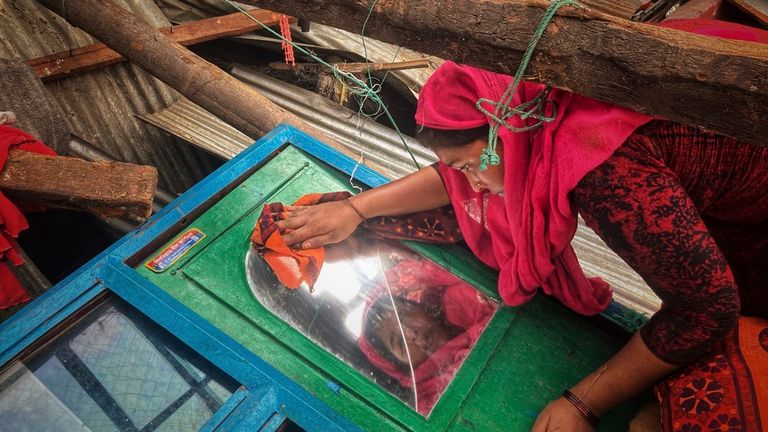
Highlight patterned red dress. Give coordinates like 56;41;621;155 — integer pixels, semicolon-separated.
573;120;768;431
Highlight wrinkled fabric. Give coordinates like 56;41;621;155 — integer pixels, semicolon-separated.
0;125;56;309
358;259;495;414
417;61;650;315
250;193;333;289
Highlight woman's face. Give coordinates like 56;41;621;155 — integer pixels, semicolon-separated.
432;138;505;194
374;300;452;368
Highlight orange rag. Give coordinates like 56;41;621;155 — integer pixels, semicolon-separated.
250;193;348;289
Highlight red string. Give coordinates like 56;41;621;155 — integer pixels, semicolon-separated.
279;15;295;66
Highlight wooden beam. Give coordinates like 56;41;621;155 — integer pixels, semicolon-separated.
237;0;768;147
0;151;157;220
28;11;289;82
35;0;357;159
268;59;431;73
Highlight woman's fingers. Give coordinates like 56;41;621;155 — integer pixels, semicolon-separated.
277;215;307;231
299;233;337;250
530;414;548;432
282;225;317;246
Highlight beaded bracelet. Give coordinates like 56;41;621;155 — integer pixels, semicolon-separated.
562;389;600;428
344;198;367;224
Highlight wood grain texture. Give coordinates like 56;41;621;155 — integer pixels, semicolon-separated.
0;151;157;219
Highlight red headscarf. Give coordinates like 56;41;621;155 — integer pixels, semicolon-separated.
358;259;495;415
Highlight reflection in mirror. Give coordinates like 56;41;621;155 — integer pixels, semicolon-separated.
245;233;497;415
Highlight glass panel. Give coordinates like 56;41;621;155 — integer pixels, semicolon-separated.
0;296;239;432
246;234;498;416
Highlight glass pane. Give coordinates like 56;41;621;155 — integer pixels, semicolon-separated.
0;296;239;432
246;234;497;416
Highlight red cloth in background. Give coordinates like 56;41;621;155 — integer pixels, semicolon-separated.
0;125;56;309
417;61;651;315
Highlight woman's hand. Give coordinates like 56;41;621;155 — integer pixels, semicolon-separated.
278;200;363;249
531;397;594;432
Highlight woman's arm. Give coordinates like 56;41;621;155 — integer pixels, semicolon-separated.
280;165;449;249
532;333;677;431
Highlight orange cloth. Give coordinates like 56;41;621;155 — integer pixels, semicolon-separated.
250;193;334;289
657;316;768;431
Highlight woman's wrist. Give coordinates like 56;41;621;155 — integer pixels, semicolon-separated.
343;197;367;224
562;389;600;427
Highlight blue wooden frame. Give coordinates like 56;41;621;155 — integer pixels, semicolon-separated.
0;124;647;431
0;124;376;432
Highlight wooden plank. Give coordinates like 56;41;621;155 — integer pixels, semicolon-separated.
28;11;288;82
0;151;158;220
268;59;430;73
727;0;768;26
235;0;768;148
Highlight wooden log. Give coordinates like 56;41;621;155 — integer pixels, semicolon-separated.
269;59;430;73
0;151;157;220
29;11;289;82
35;0;353;155
237;0;768;147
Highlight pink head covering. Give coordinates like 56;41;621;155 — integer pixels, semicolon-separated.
416;61;651;315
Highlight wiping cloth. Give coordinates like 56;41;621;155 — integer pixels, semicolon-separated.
0;125;56;309
417;61;652;315
250;191;461;289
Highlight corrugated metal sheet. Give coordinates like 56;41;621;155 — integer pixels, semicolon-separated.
232;66;435;178
0;0;218;194
138;98;254;160
142;68;433;179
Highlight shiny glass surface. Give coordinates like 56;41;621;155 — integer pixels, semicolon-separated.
246;234;497;415
0;296;239;431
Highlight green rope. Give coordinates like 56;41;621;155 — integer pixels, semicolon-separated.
477;0;581;171
223;0;422;169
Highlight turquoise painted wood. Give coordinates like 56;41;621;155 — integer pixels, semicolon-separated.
0;125;645;431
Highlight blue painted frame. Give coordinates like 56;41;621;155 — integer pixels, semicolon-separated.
0;124;375;432
0;124;646;431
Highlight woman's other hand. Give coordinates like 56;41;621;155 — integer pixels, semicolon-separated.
531;398;594;432
279;200;363;249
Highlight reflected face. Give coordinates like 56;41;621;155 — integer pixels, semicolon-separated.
374;300;452;368
432;138;505;194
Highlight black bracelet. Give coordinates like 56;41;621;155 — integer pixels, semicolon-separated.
343;198;367;224
562;389;600;428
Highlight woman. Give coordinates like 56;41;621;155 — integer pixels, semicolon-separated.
359;259;496;415
277;20;768;431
